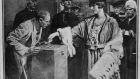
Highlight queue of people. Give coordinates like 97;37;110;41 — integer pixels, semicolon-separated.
111;0;137;79
6;0;137;79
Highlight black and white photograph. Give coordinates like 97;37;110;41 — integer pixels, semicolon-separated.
2;0;139;79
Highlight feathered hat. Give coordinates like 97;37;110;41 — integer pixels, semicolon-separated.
125;0;137;11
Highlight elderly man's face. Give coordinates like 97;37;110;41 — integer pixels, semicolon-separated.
126;7;135;17
39;14;50;29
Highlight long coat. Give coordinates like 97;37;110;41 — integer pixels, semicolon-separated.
122;15;136;68
13;8;37;30
71;14;124;79
7;18;42;79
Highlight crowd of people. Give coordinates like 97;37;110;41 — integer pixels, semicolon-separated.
5;0;137;79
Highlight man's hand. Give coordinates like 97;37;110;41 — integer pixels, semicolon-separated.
28;46;41;54
48;32;59;43
37;41;48;46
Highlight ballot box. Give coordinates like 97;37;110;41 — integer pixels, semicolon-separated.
27;44;68;79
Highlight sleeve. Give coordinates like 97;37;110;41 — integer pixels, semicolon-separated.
56;21;87;57
111;19;122;40
7;23;30;56
57;27;76;57
71;21;87;39
105;18;123;59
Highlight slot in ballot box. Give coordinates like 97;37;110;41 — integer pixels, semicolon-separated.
27;44;68;79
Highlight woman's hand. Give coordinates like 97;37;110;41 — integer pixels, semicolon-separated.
48;32;59;43
102;44;111;53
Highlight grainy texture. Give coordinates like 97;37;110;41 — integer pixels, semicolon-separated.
27;45;68;79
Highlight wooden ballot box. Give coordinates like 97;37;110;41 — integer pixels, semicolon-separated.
27;44;68;79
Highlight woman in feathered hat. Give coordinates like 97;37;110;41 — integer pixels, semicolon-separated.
121;0;137;78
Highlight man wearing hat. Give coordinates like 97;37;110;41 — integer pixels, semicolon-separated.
12;0;38;30
51;1;80;79
51;0;80;42
109;1;125;29
121;0;137;79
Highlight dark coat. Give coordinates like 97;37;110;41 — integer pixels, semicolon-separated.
13;8;37;30
109;12;124;29
51;11;80;33
51;11;80;44
122;15;136;68
122;16;136;52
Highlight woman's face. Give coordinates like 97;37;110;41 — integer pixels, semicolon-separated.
90;4;100;14
125;7;135;17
